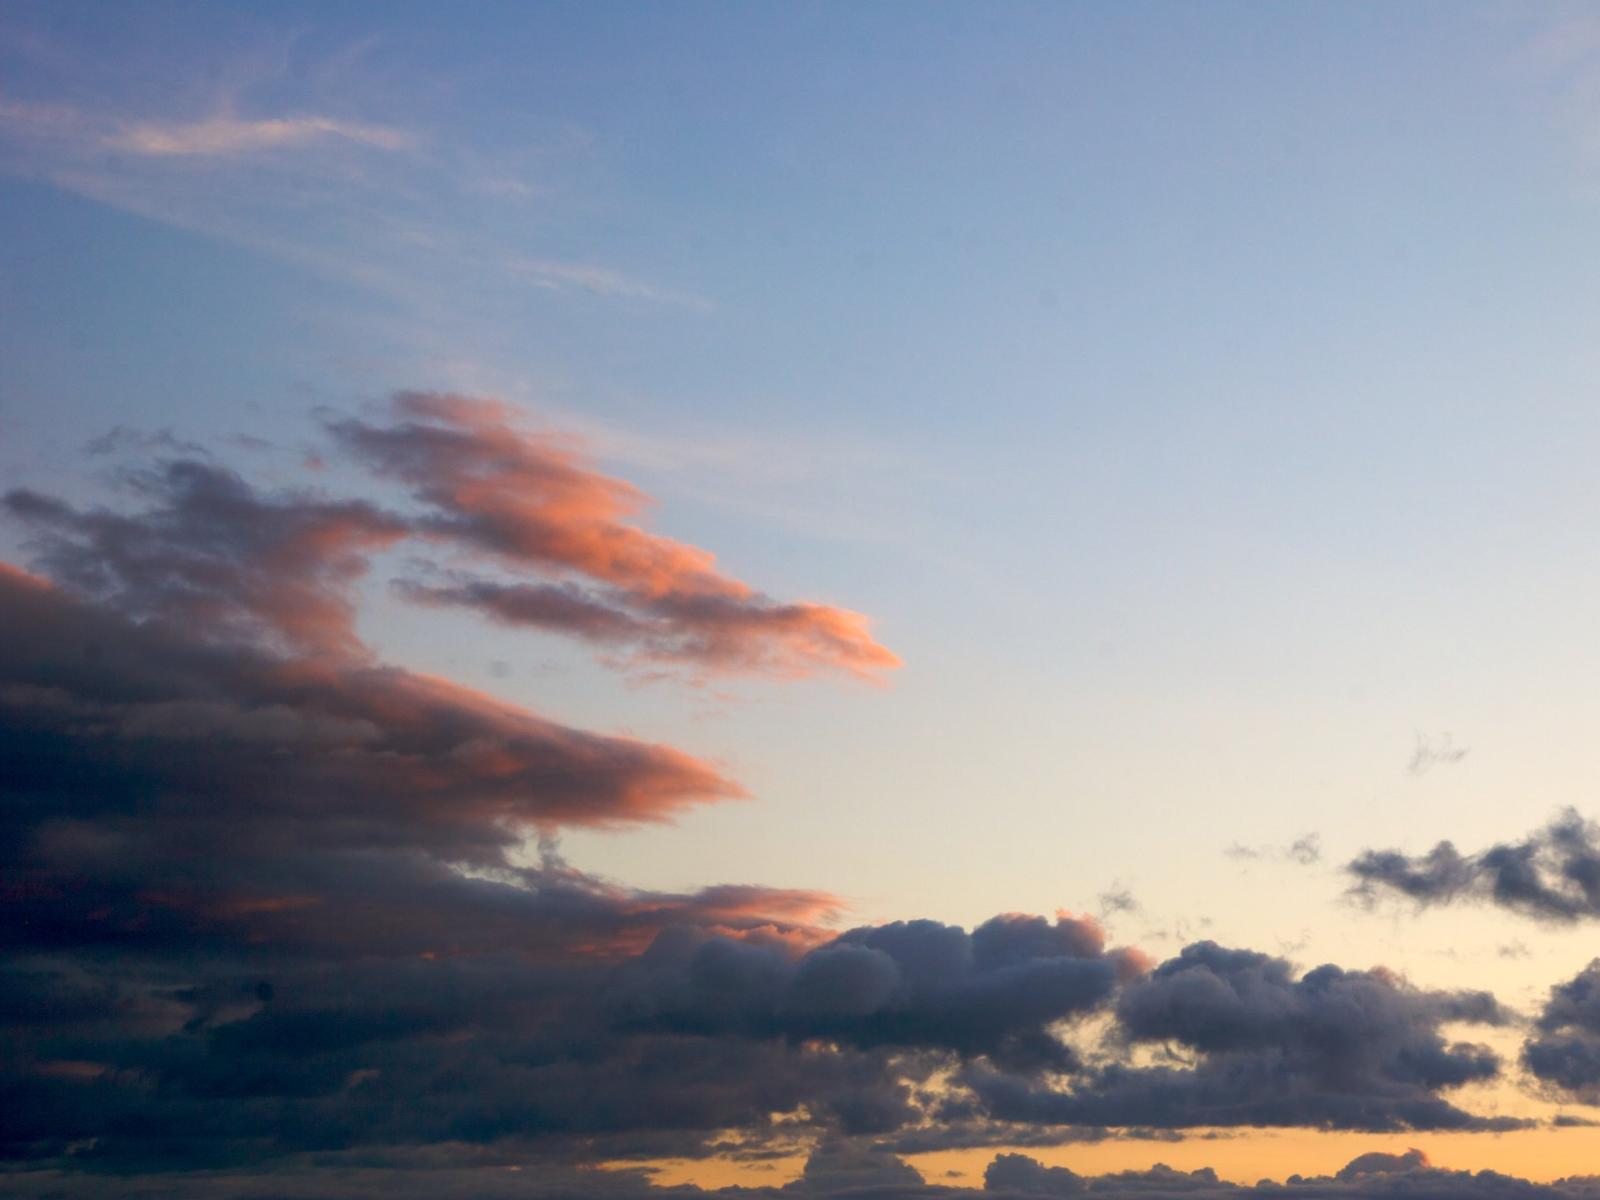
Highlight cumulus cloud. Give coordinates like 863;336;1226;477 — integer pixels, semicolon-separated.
1524;960;1600;1101
1347;810;1600;922
610;913;1145;1073
962;942;1519;1134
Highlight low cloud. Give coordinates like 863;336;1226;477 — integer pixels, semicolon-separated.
962;941;1519;1134
6;1143;1600;1199
1347;809;1600;922
0;408;1544;1189
1525;960;1600;1102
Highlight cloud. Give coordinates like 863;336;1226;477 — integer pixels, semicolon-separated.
0;410;1537;1189
4;395;898;680
983;1151;1089;1194
332;393;901;679
610;913;1145;1073
1524;960;1600;1101
5;460;409;657
0;39;704;324
961;941;1519;1134
1347;809;1600;922
513;259;713;310
1407;732;1470;777
5;1144;1600;1199
105;113;414;157
0;419;884;1176
1223;834;1321;867
0;565;741;871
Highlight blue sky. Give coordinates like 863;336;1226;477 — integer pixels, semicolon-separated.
10;1;1600;1187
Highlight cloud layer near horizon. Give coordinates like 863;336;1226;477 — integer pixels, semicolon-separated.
7;1141;1600;1200
0;409;1564;1193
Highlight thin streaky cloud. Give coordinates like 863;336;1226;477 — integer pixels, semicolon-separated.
105;112;415;157
513;258;714;310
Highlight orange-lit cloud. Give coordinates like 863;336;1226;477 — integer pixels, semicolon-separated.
5;463;408;658
332;392;901;679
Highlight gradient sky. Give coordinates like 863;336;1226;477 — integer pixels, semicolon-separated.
9;2;1600;1195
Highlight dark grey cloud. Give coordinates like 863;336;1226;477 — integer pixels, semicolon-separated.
960;941;1518;1134
4;460;409;658
1347;810;1600;922
1524;960;1600;1101
610;914;1144;1074
0;416;1545;1193
0;559;1139;1172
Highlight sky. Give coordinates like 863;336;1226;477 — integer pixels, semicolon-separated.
9;2;1600;1196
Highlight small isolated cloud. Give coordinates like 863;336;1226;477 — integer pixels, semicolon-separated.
1408;731;1470;776
1223;832;1321;866
1098;887;1140;919
1348;809;1600;923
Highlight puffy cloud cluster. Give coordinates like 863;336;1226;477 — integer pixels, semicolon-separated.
1346;814;1600;1107
1525;960;1600;1101
963;941;1518;1134
611;914;1147;1073
1347;810;1600;923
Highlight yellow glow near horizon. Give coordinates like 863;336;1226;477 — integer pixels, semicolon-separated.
619;1124;1600;1190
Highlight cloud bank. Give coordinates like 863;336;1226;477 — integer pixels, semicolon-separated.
0;407;1553;1193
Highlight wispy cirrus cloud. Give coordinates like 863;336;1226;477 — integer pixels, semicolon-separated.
0;96;413;159
512;258;714;310
106;112;415;157
0;33;704;318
